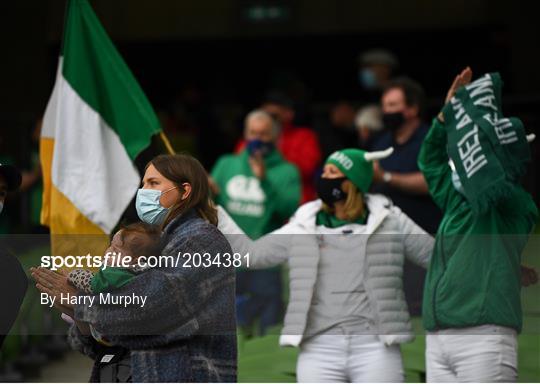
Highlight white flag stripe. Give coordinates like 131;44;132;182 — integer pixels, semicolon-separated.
42;59;64;140
44;63;140;233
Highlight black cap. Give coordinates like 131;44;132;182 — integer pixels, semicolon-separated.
0;163;22;191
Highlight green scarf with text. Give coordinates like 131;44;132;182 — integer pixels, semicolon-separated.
442;73;531;214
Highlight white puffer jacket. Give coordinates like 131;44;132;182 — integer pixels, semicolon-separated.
218;194;434;347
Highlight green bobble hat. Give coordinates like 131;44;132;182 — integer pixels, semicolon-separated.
325;147;394;193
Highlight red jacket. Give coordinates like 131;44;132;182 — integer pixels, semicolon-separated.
235;123;321;203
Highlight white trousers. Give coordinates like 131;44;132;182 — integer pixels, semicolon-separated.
426;325;518;382
296;332;404;383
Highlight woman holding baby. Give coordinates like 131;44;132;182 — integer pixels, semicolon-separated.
32;154;237;382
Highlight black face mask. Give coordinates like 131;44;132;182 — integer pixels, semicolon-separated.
382;111;405;132
316;176;347;206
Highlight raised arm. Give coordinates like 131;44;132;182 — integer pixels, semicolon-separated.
217;205;293;269
418;67;472;211
417;118;457;211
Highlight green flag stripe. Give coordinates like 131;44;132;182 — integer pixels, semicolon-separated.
62;0;161;160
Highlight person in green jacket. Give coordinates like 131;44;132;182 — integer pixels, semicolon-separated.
210;109;301;335
419;67;538;382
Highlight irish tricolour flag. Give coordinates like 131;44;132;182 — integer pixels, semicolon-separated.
41;0;161;239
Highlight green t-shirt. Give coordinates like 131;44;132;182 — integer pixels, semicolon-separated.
211;149;301;239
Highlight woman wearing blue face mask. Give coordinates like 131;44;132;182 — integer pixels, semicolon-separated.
136;154;215;226
67;154;237;382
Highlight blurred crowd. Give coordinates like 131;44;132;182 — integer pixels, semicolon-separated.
0;48;537;338
204;48;442;333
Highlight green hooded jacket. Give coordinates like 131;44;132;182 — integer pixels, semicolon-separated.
211;149;301;239
418;118;538;332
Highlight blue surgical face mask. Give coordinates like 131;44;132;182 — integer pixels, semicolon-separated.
135;187;177;225
246;139;275;157
359;68;378;90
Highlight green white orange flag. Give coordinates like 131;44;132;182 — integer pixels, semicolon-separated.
40;0;161;238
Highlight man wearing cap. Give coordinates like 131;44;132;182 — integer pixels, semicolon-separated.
0;163;28;347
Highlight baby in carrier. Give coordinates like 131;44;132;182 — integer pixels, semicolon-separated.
63;222;162;345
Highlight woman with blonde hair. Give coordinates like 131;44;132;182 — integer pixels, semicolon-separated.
218;148;434;382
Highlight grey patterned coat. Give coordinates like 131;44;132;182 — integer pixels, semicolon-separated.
68;210;237;382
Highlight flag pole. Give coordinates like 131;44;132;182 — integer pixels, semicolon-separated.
159;131;176;155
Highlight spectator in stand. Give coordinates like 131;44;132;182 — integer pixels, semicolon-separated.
324;49;397;155
211;109;301;336
357;49;399;104
317;101;358;160
260;92;321;203
370;77;442;316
